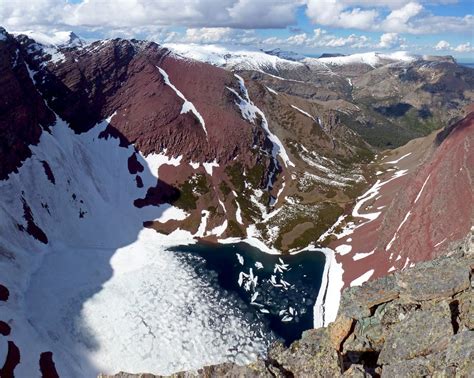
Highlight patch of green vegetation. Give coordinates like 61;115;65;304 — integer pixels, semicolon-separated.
194;174;210;195
338;105;414;149
342;179;369;200
173;174;210;211
236;196;260;222
398;108;441;135
219;181;231;197
227;219;245;238
225;162;245;192
246;162;266;188
274;202;344;251
325;188;337;199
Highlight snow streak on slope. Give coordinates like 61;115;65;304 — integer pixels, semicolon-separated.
157;66;208;136
228;74;294;168
0;116;272;376
291;105;318;123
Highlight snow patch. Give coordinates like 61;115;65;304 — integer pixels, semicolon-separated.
228;74;295;168
157;66;207;136
202;159;219;175
352;249;375;261
350;270;374;287
335;244;352;256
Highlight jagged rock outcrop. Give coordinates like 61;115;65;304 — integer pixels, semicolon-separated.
101;237;473;377
0;27;55;180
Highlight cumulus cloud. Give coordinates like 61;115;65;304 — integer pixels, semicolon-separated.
378;33;406;49
260;28;371;49
0;0;302;31
434;40;451;50
453;42;473;53
434;40;473;53
173;27;258;45
305;0;473;34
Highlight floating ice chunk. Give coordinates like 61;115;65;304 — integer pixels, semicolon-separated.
255;261;263;270
250;292;259;303
238;272;244;287
236;253;244;265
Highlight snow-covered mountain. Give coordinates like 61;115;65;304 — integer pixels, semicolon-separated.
164;43;304;72
165;43;419;71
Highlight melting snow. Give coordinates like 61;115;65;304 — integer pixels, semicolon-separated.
350;269;374;287
265;86;278;95
228;74;295;168
414;174;431;203
157;66;208;136
202;159;219;175
335;244;352;255
383;152;412;165
352;249;375;261
291;105;318;123
313;247;344;328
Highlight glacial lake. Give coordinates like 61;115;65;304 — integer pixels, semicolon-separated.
168;242;326;344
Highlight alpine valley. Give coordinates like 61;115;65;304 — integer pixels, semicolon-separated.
0;27;473;377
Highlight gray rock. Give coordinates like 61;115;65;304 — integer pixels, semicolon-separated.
268;328;341;377
397;256;471;301
378;301;453;364
340;275;400;320
444;331;474;375
381;357;433;378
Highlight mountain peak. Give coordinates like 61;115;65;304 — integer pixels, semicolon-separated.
15;30;84;48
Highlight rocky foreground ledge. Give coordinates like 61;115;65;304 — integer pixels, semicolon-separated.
101;235;473;377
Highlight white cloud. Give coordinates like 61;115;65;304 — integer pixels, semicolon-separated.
453;42;473;53
0;0;302;31
260;28;371;49
434;40;451;50
305;0;473;34
434;40;473;53
176;27;258;44
378;33;405;49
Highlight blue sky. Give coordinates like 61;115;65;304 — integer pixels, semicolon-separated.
1;0;473;60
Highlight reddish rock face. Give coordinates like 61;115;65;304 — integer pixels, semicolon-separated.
0;29;55;180
39;352;60;378
332;112;474;287
16;37;268;167
0;341;20;377
380;112;473;260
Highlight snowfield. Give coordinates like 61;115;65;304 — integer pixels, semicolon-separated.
0;115;272;376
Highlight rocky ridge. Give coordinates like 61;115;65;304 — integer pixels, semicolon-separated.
102;231;473;377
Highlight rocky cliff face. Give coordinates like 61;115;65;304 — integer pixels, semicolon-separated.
0;27;55;179
327;112;474;288
102;236;473;377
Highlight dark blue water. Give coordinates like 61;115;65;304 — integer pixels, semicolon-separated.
168;242;326;344
461;63;474;68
